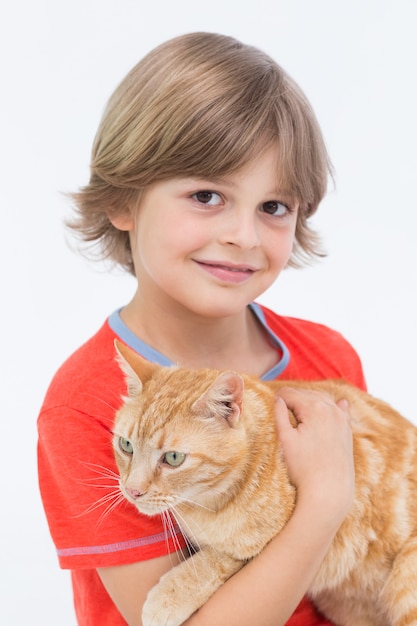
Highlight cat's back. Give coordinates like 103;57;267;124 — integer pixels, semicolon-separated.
267;376;417;516
267;377;416;441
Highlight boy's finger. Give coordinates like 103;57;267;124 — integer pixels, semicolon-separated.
274;396;295;434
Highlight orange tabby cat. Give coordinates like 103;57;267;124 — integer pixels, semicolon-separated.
113;340;417;626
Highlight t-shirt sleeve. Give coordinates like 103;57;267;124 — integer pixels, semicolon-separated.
38;403;185;570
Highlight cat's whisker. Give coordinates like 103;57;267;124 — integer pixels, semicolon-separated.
74;488;126;524
94;492;129;528
169;509;199;555
78;460;120;478
169;508;229;587
178;498;216;513
163;490;219;514
171;507;226;566
78;478;120;490
78;392;120;413
72;461;121;490
74;490;120;516
81;482;120;490
168;510;202;580
161;511;191;565
169;508;202;557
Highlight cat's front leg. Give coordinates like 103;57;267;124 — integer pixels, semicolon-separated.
142;547;244;626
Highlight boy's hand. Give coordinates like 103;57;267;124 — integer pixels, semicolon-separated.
275;387;354;525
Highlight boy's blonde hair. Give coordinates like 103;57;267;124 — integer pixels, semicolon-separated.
69;32;332;274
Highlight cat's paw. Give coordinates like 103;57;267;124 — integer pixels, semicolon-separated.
142;577;198;626
142;547;239;625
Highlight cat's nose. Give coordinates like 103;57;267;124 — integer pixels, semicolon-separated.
126;487;146;500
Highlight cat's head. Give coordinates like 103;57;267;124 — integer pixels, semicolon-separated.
113;341;251;516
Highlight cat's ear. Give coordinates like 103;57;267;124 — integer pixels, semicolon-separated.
114;340;158;397
192;371;243;428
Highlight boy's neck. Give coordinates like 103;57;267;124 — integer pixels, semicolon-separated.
119;295;279;376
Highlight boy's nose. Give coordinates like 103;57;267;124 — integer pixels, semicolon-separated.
220;208;260;249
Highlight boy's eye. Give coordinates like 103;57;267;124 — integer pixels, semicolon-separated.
193;191;222;206
261;201;289;216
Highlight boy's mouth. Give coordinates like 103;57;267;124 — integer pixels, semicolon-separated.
193;259;257;283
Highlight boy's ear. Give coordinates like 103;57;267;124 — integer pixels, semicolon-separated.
107;208;134;231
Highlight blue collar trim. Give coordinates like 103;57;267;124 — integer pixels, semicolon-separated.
108;302;289;380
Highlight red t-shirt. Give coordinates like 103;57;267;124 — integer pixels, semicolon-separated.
37;303;366;625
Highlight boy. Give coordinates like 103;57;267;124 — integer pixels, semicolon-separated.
38;32;362;625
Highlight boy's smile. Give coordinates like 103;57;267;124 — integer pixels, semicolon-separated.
113;144;298;319
192;259;258;284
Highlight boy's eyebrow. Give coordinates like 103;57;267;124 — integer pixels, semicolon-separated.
181;176;293;198
180;175;233;186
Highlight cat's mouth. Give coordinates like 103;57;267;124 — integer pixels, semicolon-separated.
122;487;175;516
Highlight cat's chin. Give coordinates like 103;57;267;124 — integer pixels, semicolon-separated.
131;500;170;518
119;491;156;516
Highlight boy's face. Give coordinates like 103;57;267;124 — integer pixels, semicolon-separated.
114;145;298;319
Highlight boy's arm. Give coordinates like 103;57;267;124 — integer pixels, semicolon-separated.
99;495;343;626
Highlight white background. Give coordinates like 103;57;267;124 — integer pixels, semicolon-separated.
1;1;416;624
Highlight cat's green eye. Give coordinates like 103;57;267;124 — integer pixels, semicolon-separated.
119;437;134;455
163;451;186;467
